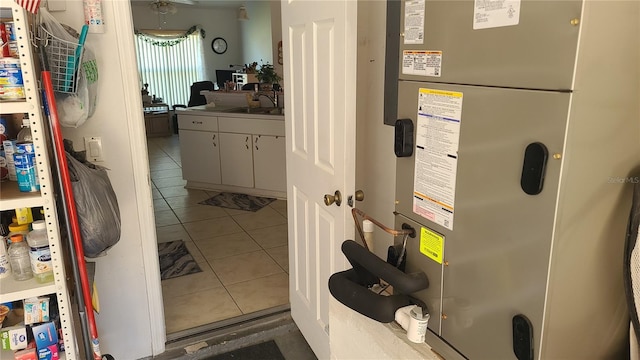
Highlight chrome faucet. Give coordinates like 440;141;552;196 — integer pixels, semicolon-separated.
259;90;279;108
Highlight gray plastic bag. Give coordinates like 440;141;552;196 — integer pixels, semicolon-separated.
66;152;120;257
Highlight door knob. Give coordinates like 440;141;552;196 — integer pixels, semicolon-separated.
348;190;365;207
324;190;342;206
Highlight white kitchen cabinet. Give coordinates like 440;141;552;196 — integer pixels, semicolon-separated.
253;135;286;192
178;110;286;198
219;132;254;188
179;129;221;184
0;3;78;358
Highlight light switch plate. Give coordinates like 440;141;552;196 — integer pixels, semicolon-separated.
84;136;104;162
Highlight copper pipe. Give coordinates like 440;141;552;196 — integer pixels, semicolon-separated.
351;208;415;251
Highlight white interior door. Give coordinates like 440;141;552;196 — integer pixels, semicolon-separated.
281;1;357;359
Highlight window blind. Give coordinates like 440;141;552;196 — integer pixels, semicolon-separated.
135;33;204;107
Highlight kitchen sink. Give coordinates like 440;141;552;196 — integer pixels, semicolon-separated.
221;107;284;115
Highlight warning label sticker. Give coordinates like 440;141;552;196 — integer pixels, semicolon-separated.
420;227;444;264
473;0;521;30
402;50;442;77
404;0;425;44
412;88;463;230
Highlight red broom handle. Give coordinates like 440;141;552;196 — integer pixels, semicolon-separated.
41;71;102;359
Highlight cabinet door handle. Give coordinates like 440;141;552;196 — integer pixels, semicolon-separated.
246;144;249;149
193;120;203;124
212;134;217;147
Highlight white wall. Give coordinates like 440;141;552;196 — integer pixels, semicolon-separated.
48;1;160;358
130;2;282;87
130;3;241;83
270;1;283;82
239;1;273;66
330;298;440;360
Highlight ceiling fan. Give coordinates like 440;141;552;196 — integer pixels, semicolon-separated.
169;0;199;4
147;0;199;15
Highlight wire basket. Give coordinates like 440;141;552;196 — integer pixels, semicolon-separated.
39;26;84;94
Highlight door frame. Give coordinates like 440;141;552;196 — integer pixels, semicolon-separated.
116;0;167;355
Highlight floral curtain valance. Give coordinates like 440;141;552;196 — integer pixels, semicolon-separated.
135;26;205;47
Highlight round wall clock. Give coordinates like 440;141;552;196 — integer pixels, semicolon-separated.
211;37;227;54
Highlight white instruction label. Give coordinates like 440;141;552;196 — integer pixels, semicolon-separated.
404;0;425;44
402;51;442;77
412;88;463;230
473;0;521;30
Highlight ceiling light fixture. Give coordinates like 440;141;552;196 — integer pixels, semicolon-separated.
149;1;177;15
237;5;249;21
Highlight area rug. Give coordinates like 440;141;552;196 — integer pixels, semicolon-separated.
199;192;276;212
205;340;285;360
158;240;202;280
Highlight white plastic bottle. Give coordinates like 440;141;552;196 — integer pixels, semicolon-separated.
0;238;11;279
27;220;53;283
16;117;32;142
8;234;33;281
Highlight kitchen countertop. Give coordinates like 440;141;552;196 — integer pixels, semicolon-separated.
177;105;285;120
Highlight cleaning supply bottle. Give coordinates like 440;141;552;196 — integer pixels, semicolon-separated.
8;234;33;281
0;237;10;279
27;220;53;283
16;116;32;142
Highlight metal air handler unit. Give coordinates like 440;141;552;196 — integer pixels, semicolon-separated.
391;0;640;359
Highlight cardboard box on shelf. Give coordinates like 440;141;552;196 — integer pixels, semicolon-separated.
31;322;57;350
14;347;37;360
0;325;28;350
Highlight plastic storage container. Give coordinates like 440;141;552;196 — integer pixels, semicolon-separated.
7;234;33;281
27;220;53;283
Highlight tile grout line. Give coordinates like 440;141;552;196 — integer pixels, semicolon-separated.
150;136;291;334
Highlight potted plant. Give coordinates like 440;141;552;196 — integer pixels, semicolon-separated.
256;62;282;87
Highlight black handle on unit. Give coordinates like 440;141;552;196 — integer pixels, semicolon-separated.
513;314;534;360
394;119;414;157
520;142;548;195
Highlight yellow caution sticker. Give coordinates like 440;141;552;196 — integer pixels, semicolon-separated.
420;227;444;264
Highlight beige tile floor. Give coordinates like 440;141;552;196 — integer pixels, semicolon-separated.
147;135;290;335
